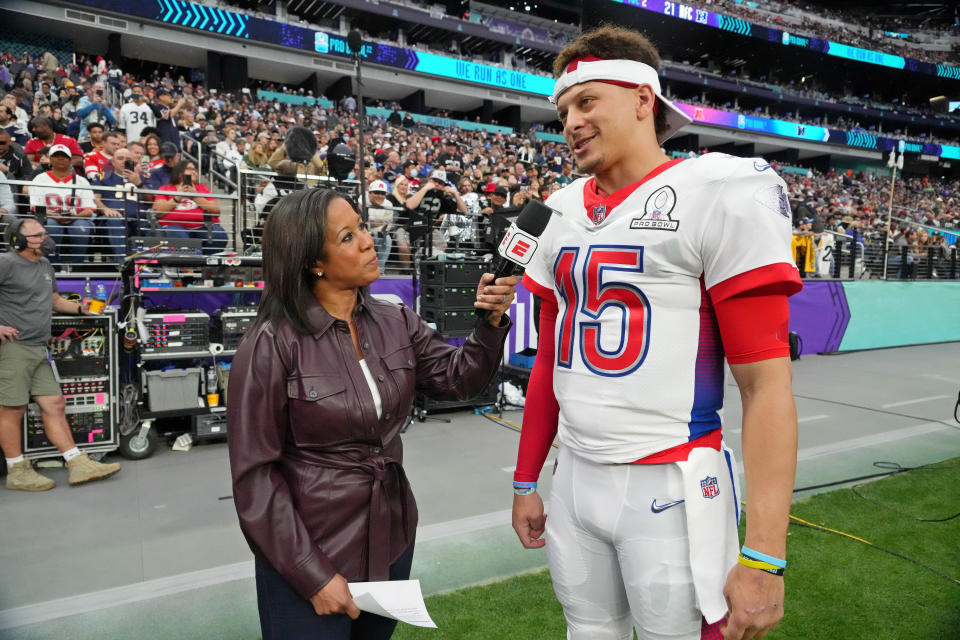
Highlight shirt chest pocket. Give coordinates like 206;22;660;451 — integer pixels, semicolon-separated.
381;345;416;406
286;374;350;446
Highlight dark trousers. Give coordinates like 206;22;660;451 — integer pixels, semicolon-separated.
255;540;416;640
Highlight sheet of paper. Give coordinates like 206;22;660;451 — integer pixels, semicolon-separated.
348;579;437;628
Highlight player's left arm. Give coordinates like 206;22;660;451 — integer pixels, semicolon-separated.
721;356;795;640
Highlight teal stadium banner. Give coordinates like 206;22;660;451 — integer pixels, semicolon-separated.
789;281;960;354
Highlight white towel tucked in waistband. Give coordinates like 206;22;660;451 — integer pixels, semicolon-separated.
677;443;741;624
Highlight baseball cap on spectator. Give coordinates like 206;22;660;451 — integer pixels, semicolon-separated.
429;169;447;183
483;182;497;193
493;186;508;198
49;143;72;158
403;160;418;169
156;88;171;97
369;180;388;193
160;142;179;158
205;124;216;131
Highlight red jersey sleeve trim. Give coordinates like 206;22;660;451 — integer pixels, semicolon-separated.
714;293;791;364
521;272;555;302
513;293;560;484
708;263;802;304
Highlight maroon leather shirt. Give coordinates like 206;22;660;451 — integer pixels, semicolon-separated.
227;289;510;600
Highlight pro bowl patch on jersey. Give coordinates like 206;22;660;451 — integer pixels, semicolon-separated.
700;475;720;499
630;185;679;231
754;184;791;219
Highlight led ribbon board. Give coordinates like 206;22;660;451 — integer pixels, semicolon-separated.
609;0;952;77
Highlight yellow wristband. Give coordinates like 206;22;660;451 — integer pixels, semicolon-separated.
738;554;785;576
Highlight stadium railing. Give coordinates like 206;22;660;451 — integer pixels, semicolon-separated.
1;179;241;275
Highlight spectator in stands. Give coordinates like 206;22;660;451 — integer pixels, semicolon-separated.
79;121;104;155
75;82;115;142
91;146;148;246
0;130;32;183
29;144;96;265
24;116;81;169
151;88;185;149
1;94;28;134
33;81;58;108
152;159;226;253
404;169;466;256
118;85;155;144
49;105;69;136
365;179;395;265
0;106;25;145
144;142;179;190
0;173;14;216
83;129;119;179
244;140;270;169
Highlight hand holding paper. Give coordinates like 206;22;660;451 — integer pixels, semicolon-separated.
348;579;437;628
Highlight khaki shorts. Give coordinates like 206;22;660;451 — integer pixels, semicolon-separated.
0;342;62;406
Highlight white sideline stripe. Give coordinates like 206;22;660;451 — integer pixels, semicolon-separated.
920;374;960;385
880;395;951;409
0;561;254;631
797;414;830;424
0;505;543;631
797;422;954;462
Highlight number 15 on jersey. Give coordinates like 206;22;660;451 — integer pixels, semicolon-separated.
554;245;650;378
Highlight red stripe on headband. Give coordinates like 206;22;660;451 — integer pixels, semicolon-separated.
565;54;607;73
561;56;661;114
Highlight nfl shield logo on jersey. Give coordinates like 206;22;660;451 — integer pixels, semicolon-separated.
700;476;720;499
592;205;607;224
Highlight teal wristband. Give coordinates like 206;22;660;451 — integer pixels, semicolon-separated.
741;546;787;569
513;480;537;496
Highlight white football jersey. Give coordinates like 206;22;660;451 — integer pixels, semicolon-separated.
523;154;800;464
29;172;96;215
119;102;156;142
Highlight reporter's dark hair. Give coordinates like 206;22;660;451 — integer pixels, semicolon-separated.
256;188;357;335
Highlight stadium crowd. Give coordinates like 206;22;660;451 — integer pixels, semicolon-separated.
0;48;956;279
690;0;959;65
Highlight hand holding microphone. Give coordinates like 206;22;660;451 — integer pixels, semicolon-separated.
474;273;519;327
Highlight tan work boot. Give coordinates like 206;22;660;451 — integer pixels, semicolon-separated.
6;459;55;492
67;452;121;486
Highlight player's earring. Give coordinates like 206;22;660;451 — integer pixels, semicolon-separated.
315;271;323;278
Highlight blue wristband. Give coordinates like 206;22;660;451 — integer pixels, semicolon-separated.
740;546;787;569
513;481;537;489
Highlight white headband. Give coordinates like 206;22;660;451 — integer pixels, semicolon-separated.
549;57;693;144
550;58;662;104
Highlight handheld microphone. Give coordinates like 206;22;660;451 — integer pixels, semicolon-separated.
476;199;555;324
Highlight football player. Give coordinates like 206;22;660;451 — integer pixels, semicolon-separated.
511;26;802;640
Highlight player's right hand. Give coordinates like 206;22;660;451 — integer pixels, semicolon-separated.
309;574;361;619
0;325;19;343
512;492;547;549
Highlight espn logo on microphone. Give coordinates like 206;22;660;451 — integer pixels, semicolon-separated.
498;227;539;266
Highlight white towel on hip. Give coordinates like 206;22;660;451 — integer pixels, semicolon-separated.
677;443;741;624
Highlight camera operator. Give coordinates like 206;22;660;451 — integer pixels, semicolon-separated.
0;216;121;491
404;169;465;257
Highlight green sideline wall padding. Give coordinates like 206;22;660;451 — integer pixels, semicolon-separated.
838;281;960;351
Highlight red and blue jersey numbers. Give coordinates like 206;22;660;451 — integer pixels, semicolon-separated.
553;245;651;377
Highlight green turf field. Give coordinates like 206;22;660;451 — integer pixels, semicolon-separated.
394;458;960;640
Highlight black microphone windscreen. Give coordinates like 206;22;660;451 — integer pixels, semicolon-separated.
285;126;318;163
514;200;553;237
347;30;363;53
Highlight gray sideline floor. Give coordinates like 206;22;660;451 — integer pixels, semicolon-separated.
1;343;959;639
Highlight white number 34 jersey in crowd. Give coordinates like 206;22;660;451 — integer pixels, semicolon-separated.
522;153;801;464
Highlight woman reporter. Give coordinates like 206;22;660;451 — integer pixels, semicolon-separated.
227;188;516;639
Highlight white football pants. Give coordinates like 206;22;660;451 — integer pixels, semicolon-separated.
546;445;703;640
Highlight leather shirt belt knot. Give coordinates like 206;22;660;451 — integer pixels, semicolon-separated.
287;445;411;582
